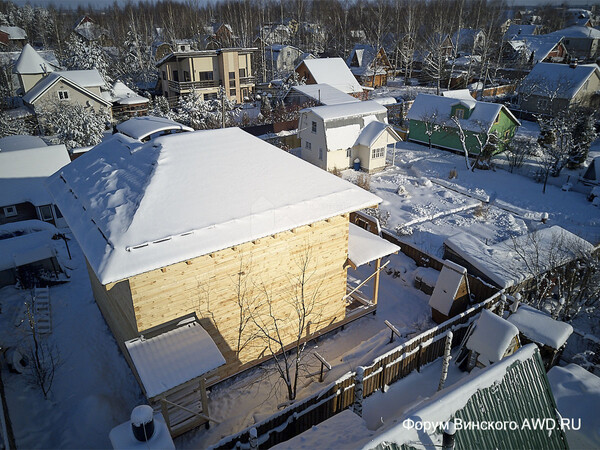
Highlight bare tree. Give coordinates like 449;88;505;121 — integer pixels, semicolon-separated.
505;136;538;173
450;116;500;171
245;245;325;401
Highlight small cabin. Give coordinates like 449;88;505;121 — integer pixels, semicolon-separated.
463;309;521;369
507;304;573;370
428;260;470;324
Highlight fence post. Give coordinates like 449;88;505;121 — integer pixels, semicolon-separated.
438;331;453;391
249;427;258;450
353;367;365;417
497;294;506;317
416;344;423;373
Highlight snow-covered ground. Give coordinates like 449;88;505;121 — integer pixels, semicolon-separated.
1;127;599;449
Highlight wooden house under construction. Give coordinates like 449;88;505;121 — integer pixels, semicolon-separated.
48;124;398;436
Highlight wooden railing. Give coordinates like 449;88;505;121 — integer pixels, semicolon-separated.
168;79;218;92
211;291;503;449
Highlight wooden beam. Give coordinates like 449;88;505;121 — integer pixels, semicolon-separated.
373;258;381;306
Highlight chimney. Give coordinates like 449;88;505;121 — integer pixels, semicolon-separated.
569;59;578;68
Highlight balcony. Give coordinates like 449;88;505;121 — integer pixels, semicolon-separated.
168;79;218;92
239;76;256;85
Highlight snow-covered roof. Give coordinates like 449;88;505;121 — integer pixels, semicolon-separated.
504;24;540;40
466;309;519;365
372;97;397;106
0;134;47;152
507;35;564;64
548;25;600;39
444;226;594;289
304;100;387;122
407;93;520;132
365;345;541;449
507;304;573;349
115;116;192;142
298;57;364;94
355;121;400;147
346;45;388;77
451;28;485;50
13;44;55;75
23;71;111;106
0;26;27;40
110;81;150;105
290;84;360;106
548;364;600;449
0;228;57;272
347;223;399;268
520;62;600;100
47;127;382;284
74;20;107;41
59;69;107;88
428;260;467;315
0;143;70;207
125;319;225;398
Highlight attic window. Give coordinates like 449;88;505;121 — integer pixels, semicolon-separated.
494;114;500;124
58;90;69;101
311;121;317;133
3;205;17;217
454;108;464;119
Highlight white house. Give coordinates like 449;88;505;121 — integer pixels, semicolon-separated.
12;44;61;94
265;44;304;79
298;100;401;172
295;57;366;99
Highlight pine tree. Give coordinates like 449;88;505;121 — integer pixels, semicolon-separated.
569;113;597;169
40;103;110;150
64;34;112;84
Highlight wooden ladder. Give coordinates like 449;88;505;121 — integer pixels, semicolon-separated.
33;287;52;335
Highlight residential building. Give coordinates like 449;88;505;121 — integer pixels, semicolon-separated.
156;48;256;104
47;126;398;436
22;69;112;118
346;45;392;87
284;83;360;107
452;28;486;54
73;15;108;42
298;100;401;172
110;81;149;120
407;91;520;154
0;135;70;227
503;35;567;66
0;26;27;49
547;26;600;60
202;23;237;48
518;62;600;115
295;57;367;99
265;44;304;79
504;23;541;40
12;44;61;95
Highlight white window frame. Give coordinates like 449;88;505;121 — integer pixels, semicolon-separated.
454;108;464;119
346;148;351;158
371;147;385;159
57;90;69;101
38;205;54;222
3;205;17;217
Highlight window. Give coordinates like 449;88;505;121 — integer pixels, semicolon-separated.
162;71;166;80
38;205;54;222
184;71;191;82
239;68;247;78
199;71;214;81
305;141;312;150
205;93;218;100
229;71;235;79
57;90;69;100
3;205;17;217
346;148;351;158
494;114;500;124
319;148;323;160
54;205;63;218
230;88;236;97
537;98;550;109
454;108;464;119
371;147;385;159
173;70;179;82
311;121;317;133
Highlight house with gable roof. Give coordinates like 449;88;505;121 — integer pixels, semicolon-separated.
22;69;112;118
47;125;399;436
265;44;304;79
73;15;109;43
407;91;520;154
345;44;392;87
295;57;368;100
12;43;61;94
298;100;401;172
518;62;600;115
502;35;567;66
0;26;27;49
451;28;486;55
546;25;600;60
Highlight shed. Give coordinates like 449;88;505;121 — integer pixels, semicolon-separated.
428;260;470;324
507;304;573;369
465;309;520;368
581;156;600;186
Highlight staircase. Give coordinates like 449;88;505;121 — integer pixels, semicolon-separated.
33;287;52;335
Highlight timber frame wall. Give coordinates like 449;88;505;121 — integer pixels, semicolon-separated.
89;214;361;384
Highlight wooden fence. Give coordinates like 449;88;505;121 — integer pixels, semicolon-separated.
211;291;503;449
381;230;498;303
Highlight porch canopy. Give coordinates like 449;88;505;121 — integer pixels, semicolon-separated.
125;319;225;399
347;223;399;269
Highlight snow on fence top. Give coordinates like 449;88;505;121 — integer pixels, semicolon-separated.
0;143;70;207
298;57;364;94
48;127;382;284
466;309;519;365
125;320;225;399
507;304;573;349
444;226;594;289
